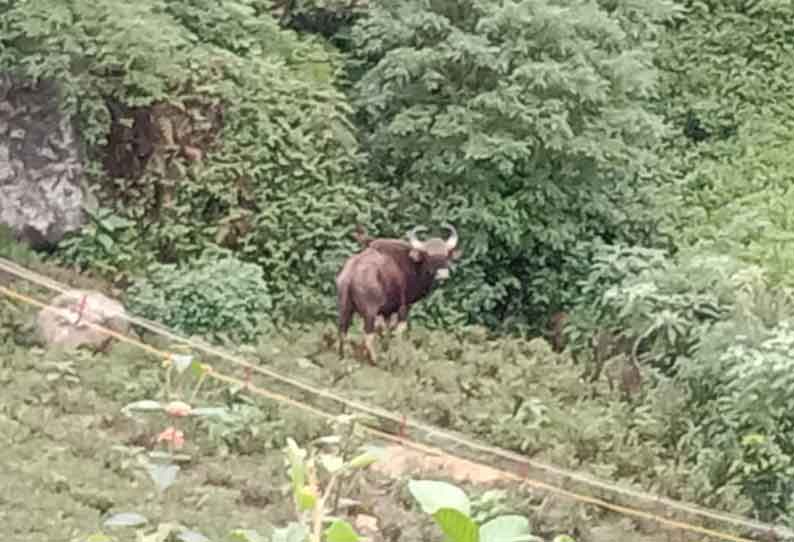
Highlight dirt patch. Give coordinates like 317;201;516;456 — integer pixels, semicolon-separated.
373;445;511;484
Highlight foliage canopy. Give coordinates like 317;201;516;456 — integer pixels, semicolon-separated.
1;0;374;322
348;0;675;328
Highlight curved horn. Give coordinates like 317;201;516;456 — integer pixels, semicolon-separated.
407;225;428;250
442;223;458;250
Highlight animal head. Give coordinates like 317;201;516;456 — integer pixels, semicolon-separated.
352;224;372;248
406;224;463;280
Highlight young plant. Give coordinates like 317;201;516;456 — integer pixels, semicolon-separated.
229;429;381;542
93;349;228;542
408;479;545;542
288;434;378;542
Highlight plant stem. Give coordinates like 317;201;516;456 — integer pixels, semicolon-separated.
190;372;206;402
163;364;173;400
310;467;339;542
331;420;357;512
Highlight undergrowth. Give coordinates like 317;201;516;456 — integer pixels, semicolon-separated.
0;292;634;542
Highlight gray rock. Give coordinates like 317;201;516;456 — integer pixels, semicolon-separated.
0;74;84;249
36;290;130;350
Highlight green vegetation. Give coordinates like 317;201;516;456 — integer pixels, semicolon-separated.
127;247;274;343
2;0;370;323
3;0;794;537
348;0;674;327
0;293;696;542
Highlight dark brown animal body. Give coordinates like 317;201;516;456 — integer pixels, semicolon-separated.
546;311;569;353
591;327;643;400
336;224;462;365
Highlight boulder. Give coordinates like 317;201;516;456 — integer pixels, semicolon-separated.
36;290;130;351
0;74;85;249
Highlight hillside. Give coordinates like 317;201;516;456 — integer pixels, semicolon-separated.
3;0;794;540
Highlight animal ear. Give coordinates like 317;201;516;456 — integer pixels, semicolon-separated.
449;248;463;260
409;249;424;262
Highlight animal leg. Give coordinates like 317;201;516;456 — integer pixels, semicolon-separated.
394;305;409;335
362;313;378;366
374;315;387;336
364;333;377;366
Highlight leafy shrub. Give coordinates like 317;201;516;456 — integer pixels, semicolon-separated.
0;224;41;268
348;0;675;329
200;392;286;456
54;207;146;282
408;479;540;542
671;268;794;523
565;244;731;375
657;0;794;146
2;0;375;323
565;243;794;521
126;247;272;343
655;0;794;289
663;114;794;289
680;321;794;522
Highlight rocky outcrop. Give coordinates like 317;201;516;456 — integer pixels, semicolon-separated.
0;75;84;249
36;290;130;351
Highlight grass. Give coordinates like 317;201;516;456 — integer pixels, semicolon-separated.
0;273;724;542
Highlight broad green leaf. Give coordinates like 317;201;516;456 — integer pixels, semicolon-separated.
296;485;317;511
432;508;479;542
314;435;343;445
228;529;266;542
480;515;535;542
271;522;309;542
96;233;114;252
141;522;184;542
324;520;360;542
348;452;378;469
741;433;766;446
176;530;210;542
171;354;194;373
285;438;306;493
319;453;345;474
84;535;113;542
359;445;389;463
104;512;148;528
189;359;205;379
121;401;162;414
408;479;471;516
146;463;180;492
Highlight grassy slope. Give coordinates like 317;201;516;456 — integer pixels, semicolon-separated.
0;271;689;542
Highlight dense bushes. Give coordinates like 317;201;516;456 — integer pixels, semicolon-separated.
565;244;794;522
0;0;683;330
655;0;794;288
347;0;675;329
1;0;376;322
6;1;794;329
126;247;272;342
